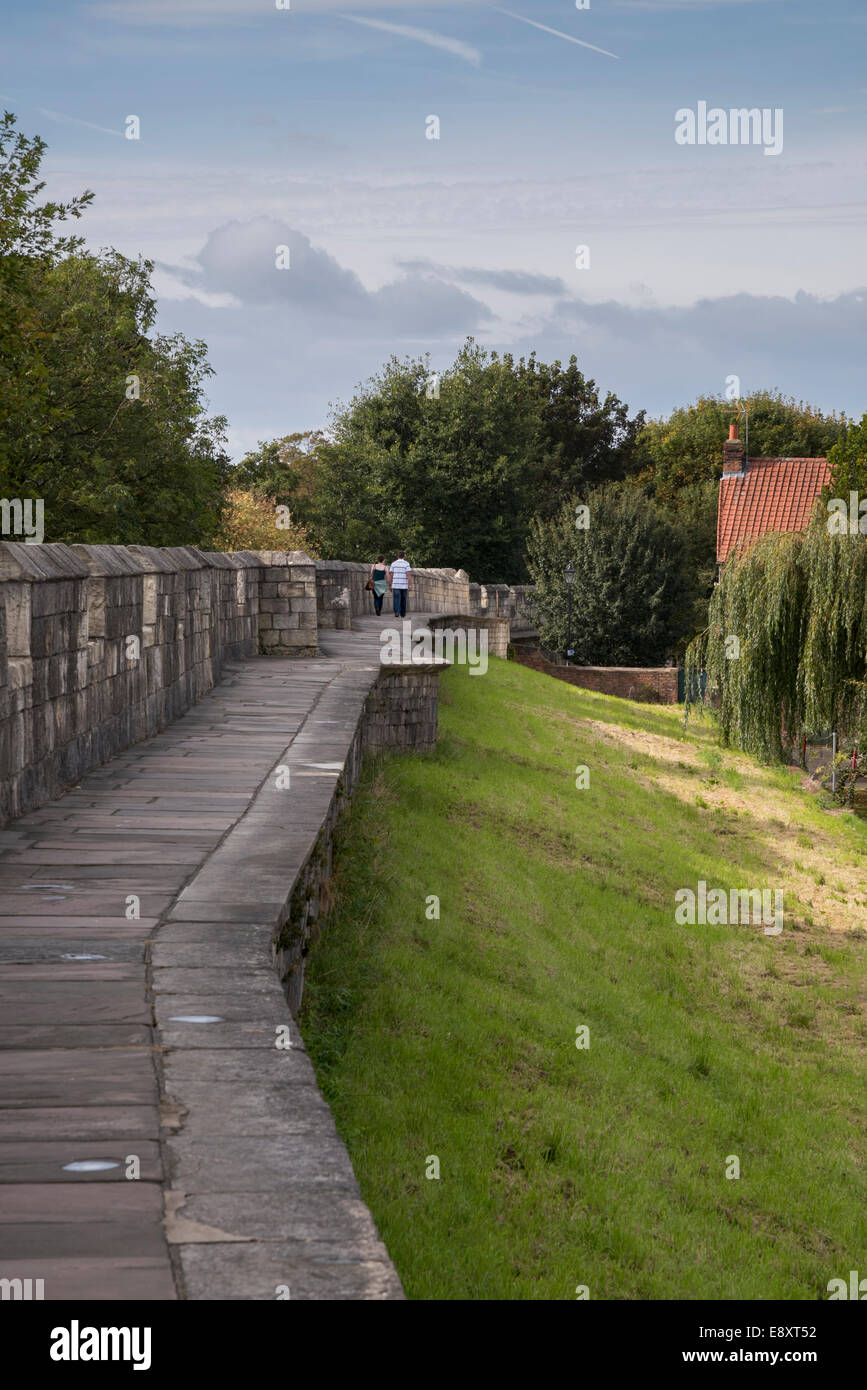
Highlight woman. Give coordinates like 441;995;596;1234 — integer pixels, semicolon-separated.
369;554;389;616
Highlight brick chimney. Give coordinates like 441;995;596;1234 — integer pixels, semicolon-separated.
722;420;745;477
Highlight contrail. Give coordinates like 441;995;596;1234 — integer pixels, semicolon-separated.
339;14;482;66
37;107;123;136
492;7;619;59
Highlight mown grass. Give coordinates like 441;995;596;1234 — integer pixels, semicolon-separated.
299;657;867;1300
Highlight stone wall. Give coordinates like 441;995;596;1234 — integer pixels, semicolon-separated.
513;649;680;703
273;661;442;1014
1;539;536;825
426;613;511;662
315;559;472;627
315;559;539;632
255;550;317;656
0;542;316;825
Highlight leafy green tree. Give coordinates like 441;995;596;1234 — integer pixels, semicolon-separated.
826;412;867;500
314;340;642;580
638;391;846;505
0;111;93;472
653;478;720;646
233;431;327;531
1;249;229;544
526;486;689;665
685;514;867;762
0;114;230;545
516;353;645;519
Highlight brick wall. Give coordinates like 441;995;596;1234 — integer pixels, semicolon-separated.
513;649;680;703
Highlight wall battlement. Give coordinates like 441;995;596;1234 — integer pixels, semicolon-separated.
0;542;532;824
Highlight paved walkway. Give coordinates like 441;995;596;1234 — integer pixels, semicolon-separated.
0;615;422;1300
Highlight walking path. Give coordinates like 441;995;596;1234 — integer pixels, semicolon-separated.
0;615;425;1301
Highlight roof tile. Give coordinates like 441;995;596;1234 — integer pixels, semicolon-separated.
717;457;831;563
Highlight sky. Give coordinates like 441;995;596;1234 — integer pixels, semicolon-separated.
2;0;866;457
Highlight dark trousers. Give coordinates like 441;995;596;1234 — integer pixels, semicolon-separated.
374;593;384;615
393;589;407;618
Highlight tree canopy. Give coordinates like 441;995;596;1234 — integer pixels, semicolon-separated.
309;340;644;581
826;411;867;500
526;486;690;666
686;513;867;761
637;391;847;505
0;113;229;546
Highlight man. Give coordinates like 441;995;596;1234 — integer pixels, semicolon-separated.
388;550;411;618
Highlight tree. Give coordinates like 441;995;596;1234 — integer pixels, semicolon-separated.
526;486;690;665
215;488;313;553
516;352;645;519
232;431;328;530
1;248;230;545
0;111;93;473
637;391;846;505
685;515;867;763
826;412;867;500
0;112;230;546
315;340;643;580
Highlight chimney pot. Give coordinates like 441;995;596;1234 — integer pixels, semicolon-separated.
722;422;745;476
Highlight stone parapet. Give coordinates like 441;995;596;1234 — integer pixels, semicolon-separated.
315;559;472;624
0;543;288;823
1;541;536;823
425;613;510;661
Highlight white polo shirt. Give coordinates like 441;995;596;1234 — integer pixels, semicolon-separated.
390;558;411;590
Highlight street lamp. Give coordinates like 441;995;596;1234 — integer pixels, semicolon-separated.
565;562;575;664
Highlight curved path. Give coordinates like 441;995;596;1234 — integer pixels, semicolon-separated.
0;616;422;1300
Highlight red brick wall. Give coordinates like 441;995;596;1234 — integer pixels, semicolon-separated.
513;651;680;703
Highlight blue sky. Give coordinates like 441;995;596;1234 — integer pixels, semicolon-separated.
3;0;866;456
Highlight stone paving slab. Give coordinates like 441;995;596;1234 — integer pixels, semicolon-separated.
0;617;416;1299
0;1049;155;1107
178;1245;402;1301
2;1255;176;1301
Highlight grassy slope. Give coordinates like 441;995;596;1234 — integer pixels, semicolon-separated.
299;658;867;1300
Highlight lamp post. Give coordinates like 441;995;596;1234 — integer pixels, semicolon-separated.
565;562;575;664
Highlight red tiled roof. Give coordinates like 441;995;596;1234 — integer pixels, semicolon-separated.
717;457;831;564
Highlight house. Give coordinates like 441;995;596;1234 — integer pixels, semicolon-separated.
716;422;831;577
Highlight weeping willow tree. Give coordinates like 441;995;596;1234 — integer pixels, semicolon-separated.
685;510;867;762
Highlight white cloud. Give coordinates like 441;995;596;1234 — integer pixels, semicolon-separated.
161;216;492;335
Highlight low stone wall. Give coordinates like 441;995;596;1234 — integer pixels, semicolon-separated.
270;661;442;1014
513;649;680;703
426;613;511;661
0;542;316;824
315;559;538;631
315;559;472;627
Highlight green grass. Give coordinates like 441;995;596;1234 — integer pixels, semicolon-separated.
299;658;867;1300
